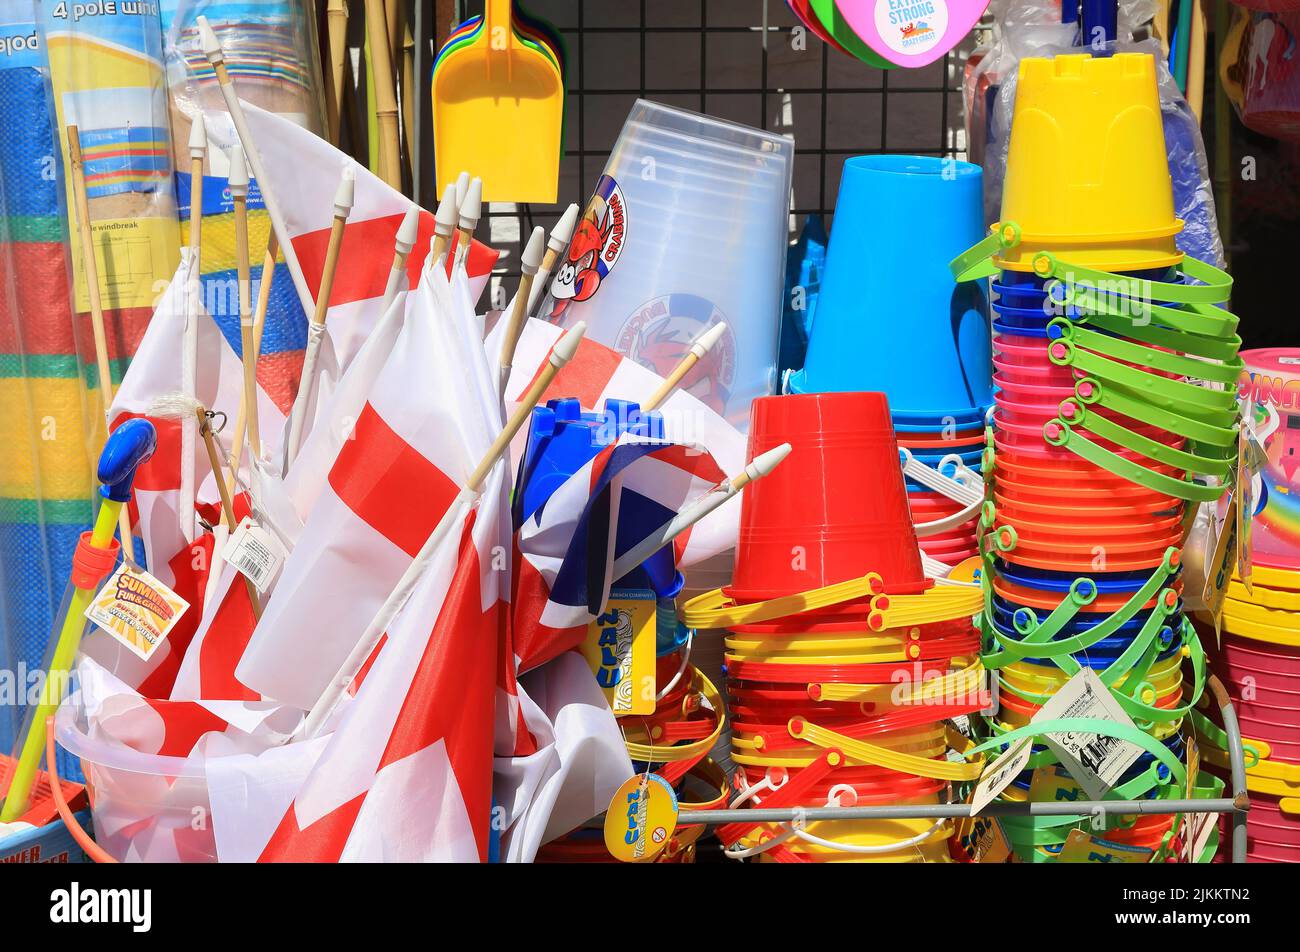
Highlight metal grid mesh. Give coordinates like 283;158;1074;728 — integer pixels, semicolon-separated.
455;0;974;291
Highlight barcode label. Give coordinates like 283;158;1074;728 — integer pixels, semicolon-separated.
227;519;287;592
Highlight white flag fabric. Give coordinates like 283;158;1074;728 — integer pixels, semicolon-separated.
237;264;498;712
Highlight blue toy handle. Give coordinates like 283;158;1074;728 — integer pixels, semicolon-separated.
97;418;158;503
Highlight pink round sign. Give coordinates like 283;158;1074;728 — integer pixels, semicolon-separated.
835;0;990;67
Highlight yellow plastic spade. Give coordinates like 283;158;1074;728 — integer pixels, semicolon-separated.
433;0;562;203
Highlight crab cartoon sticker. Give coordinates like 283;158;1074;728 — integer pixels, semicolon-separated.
547;175;628;319
616;293;736;417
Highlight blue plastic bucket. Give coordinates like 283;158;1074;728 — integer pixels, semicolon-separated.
790;155;991;413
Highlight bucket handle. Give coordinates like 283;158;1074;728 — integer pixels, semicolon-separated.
44;715;117;864
899;448;983;508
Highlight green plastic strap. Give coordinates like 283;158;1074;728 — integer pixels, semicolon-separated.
1056;590;1176;684
1055;321;1244;388
983;550;1180;668
1070;306;1243;364
949;224;1016;283
1051;339;1239;416
1060;403;1236;478
1062;279;1239;339
984;579;1094;670
1112;621;1206;726
982;726;1175;805
1075;377;1239;448
970;717;1188;793
1046;421;1227;502
1036;251;1233;308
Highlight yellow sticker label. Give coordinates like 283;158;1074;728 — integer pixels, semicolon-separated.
604;773;678;863
85;563;190;661
581;591;656;716
1058;828;1154;864
73;217;180;313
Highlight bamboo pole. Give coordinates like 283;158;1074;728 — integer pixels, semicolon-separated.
401;20;416;181
326;0;350;145
67;126;133;551
364;0;402;189
1187;0;1207;123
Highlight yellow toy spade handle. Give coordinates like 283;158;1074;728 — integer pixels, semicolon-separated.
1;419;156;823
485;0;517;74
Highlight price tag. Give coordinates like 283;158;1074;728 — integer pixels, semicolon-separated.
1032;668;1144;801
970;737;1033;815
1236;396;1256;593
953;813;1012;864
1203;491;1240;646
581;590;656;716
226;519;288;593
85;563;189;661
1182;809;1218;864
1180;732;1214;863
604;773;678;863
1058;828;1153;864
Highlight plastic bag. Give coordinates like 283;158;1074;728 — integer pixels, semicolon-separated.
0;0;93;780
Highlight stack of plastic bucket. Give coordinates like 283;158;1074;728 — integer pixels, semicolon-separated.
1192;348;1300;862
1195;563;1300;863
787;154;992;572
517;399;728;863
682;392;988;862
540;100;794;432
948;53;1244;862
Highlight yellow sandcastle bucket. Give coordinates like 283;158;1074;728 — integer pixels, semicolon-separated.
996;53;1184;274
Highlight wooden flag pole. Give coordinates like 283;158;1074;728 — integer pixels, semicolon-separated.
197;16;317;319
643;322;727;411
228;146;261;471
528;203;578;316
497;226;546;395
180;116;208;544
227;230;279;486
453;176;481;270
609;443;792;583
379;205;421;315
430;184;457;264
285;167;355;466
299;322;589;740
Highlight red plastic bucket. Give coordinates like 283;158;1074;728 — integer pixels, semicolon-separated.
729;392;928;600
